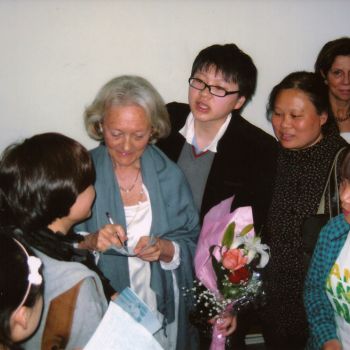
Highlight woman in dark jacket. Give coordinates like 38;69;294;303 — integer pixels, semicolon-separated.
261;71;347;350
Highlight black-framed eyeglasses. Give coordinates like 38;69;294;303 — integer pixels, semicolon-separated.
188;77;240;97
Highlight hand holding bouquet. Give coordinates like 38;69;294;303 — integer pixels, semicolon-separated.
191;197;270;350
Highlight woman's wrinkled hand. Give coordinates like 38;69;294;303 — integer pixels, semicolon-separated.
134;236;174;262
133;236;160;261
209;314;237;336
79;224;126;252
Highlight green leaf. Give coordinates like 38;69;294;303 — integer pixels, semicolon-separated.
240;224;254;236
221;222;235;248
222;284;245;299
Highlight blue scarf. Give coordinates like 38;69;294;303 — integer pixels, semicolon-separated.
76;144;200;349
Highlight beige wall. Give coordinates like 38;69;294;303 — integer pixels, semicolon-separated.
0;0;349;151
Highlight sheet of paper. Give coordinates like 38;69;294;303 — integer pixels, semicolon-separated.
110;236;157;257
84;302;163;350
114;287;161;334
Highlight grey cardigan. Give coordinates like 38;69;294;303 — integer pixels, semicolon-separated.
23;250;107;350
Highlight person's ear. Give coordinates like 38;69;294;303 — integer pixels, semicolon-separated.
9;306;30;342
12;306;29;330
320;112;328;126
233;95;246;110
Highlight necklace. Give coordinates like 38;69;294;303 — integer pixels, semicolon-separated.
334;108;350;123
335;114;350;123
118;168;141;193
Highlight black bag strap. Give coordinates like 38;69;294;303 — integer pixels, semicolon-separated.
317;147;346;217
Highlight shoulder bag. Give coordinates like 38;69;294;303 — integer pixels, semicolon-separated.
302;147;346;270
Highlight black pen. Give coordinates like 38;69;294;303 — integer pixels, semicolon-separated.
105;212;126;248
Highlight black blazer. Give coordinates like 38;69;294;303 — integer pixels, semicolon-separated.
157;102;278;231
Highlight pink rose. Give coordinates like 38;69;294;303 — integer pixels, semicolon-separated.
222;249;248;271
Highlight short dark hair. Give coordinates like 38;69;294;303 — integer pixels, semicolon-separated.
341;146;350;181
0;133;95;231
315;37;350;77
0;231;43;348
266;71;337;135
190;43;257;104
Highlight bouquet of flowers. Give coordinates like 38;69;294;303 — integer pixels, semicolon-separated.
190;197;270;350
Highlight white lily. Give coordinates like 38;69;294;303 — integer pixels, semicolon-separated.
231;235;270;268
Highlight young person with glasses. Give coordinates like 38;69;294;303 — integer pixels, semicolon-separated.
157;43;277;228
157;43;278;349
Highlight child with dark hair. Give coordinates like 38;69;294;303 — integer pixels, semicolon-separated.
0;232;43;350
0;133;124;350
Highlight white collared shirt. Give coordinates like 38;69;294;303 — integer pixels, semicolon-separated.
179;112;232;153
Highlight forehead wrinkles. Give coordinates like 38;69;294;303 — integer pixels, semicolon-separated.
331;56;350;69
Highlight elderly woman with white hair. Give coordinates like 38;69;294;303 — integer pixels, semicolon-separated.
77;75;200;350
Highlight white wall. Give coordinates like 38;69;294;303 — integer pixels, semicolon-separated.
0;0;349;152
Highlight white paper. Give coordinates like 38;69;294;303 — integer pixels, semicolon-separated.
110;236;157;257
84;302;164;350
114;287;161;334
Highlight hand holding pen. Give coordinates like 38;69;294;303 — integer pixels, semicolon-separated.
78;213;126;252
82;212;126;252
105;212;128;251
106;211;159;258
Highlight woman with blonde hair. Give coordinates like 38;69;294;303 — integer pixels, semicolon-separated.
77;75;200;350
